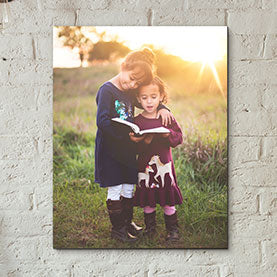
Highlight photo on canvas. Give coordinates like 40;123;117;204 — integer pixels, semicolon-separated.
53;26;228;249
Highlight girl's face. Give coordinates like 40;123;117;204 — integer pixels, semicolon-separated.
119;66;146;91
137;84;163;115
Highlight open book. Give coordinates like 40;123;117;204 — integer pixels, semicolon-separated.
112;117;170;135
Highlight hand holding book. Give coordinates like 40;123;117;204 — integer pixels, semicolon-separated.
129;132;154;144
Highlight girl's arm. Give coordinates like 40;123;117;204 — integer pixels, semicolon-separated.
96;87;123;140
164;118;183;148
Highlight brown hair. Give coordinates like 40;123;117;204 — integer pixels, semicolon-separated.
121;47;156;85
150;76;169;104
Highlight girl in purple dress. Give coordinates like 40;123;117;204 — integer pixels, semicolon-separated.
129;76;183;242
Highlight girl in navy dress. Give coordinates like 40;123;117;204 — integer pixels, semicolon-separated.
129;76;183;242
95;48;173;242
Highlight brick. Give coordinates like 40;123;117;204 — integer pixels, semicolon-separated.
228;10;277;34
8;8;75;34
188;0;262;9
0;109;52;136
229;182;260;215
262;137;277;164
231;214;275;240
8;60;52;85
259;188;277;215
34;35;53;60
0;185;34;210
0;136;35;160
261;239;277;272
230;109;274;136
1;211;51;236
229;84;263;113
4;261;71;277
229;32;265;60
34;184;52;211
0;237;39;262
261;84;277;111
0;61;9;83
0;34;33;60
153;9;225;25
264;34;277;59
231;164;277;187
43;0;111;10
229;136;260;163
230;60;277;86
261;0;277;10
0;160;37;186
77;9;148;25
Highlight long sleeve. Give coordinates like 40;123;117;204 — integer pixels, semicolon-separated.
167;118;183;148
96;86;123;140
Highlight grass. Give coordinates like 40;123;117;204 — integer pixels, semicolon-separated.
53;64;227;249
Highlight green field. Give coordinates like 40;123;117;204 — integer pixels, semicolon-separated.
53;64;227;249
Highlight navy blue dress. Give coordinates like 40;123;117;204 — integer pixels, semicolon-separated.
94;82;138;187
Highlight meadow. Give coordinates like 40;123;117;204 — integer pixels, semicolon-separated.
53;64;227;249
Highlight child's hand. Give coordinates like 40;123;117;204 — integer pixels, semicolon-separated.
157;109;174;126
129;132;146;143
162;133;170;138
144;134;154;144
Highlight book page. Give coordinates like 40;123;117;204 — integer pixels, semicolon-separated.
139;127;170;135
111;118;140;134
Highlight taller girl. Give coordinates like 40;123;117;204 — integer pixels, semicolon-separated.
94;48;173;242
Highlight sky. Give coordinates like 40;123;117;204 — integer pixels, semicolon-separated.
53;26;227;68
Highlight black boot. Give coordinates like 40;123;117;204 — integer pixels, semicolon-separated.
121;196;143;237
106;199;137;243
144;211;156;236
164;212;179;242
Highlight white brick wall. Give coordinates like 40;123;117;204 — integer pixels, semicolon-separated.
0;0;276;276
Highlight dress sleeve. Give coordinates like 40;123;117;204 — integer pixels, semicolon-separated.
166;118;183;148
96;86;123;140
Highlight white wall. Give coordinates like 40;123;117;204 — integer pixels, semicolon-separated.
0;0;276;276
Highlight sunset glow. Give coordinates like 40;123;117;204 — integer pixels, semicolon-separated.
54;26;227;67
53;26;227;95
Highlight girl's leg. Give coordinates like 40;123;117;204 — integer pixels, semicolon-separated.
144;206;156;214
121;184;142;236
106;184;136;242
163;205;176;216
107;184;122;200
163;205;179;241
143;206;156;235
121;184;134;198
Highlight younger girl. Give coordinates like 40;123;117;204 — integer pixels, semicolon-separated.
95;48;173;243
129;76;183;242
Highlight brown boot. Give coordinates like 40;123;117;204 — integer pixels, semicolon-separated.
106;199;137;243
164;212;179;242
121;196;143;237
144;211;156;236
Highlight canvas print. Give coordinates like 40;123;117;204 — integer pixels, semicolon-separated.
53;26;228;249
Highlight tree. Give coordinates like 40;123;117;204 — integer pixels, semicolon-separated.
88;41;130;62
57;26;94;66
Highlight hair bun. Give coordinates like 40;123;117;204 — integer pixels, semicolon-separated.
141;47;156;65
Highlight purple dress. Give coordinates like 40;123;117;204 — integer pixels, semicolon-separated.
133;114;183;208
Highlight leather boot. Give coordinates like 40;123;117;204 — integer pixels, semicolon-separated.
121;196;143;237
106;199;137;242
144;211;156;236
164;212;179;242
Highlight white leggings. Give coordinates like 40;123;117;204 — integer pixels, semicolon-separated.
107;184;135;200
